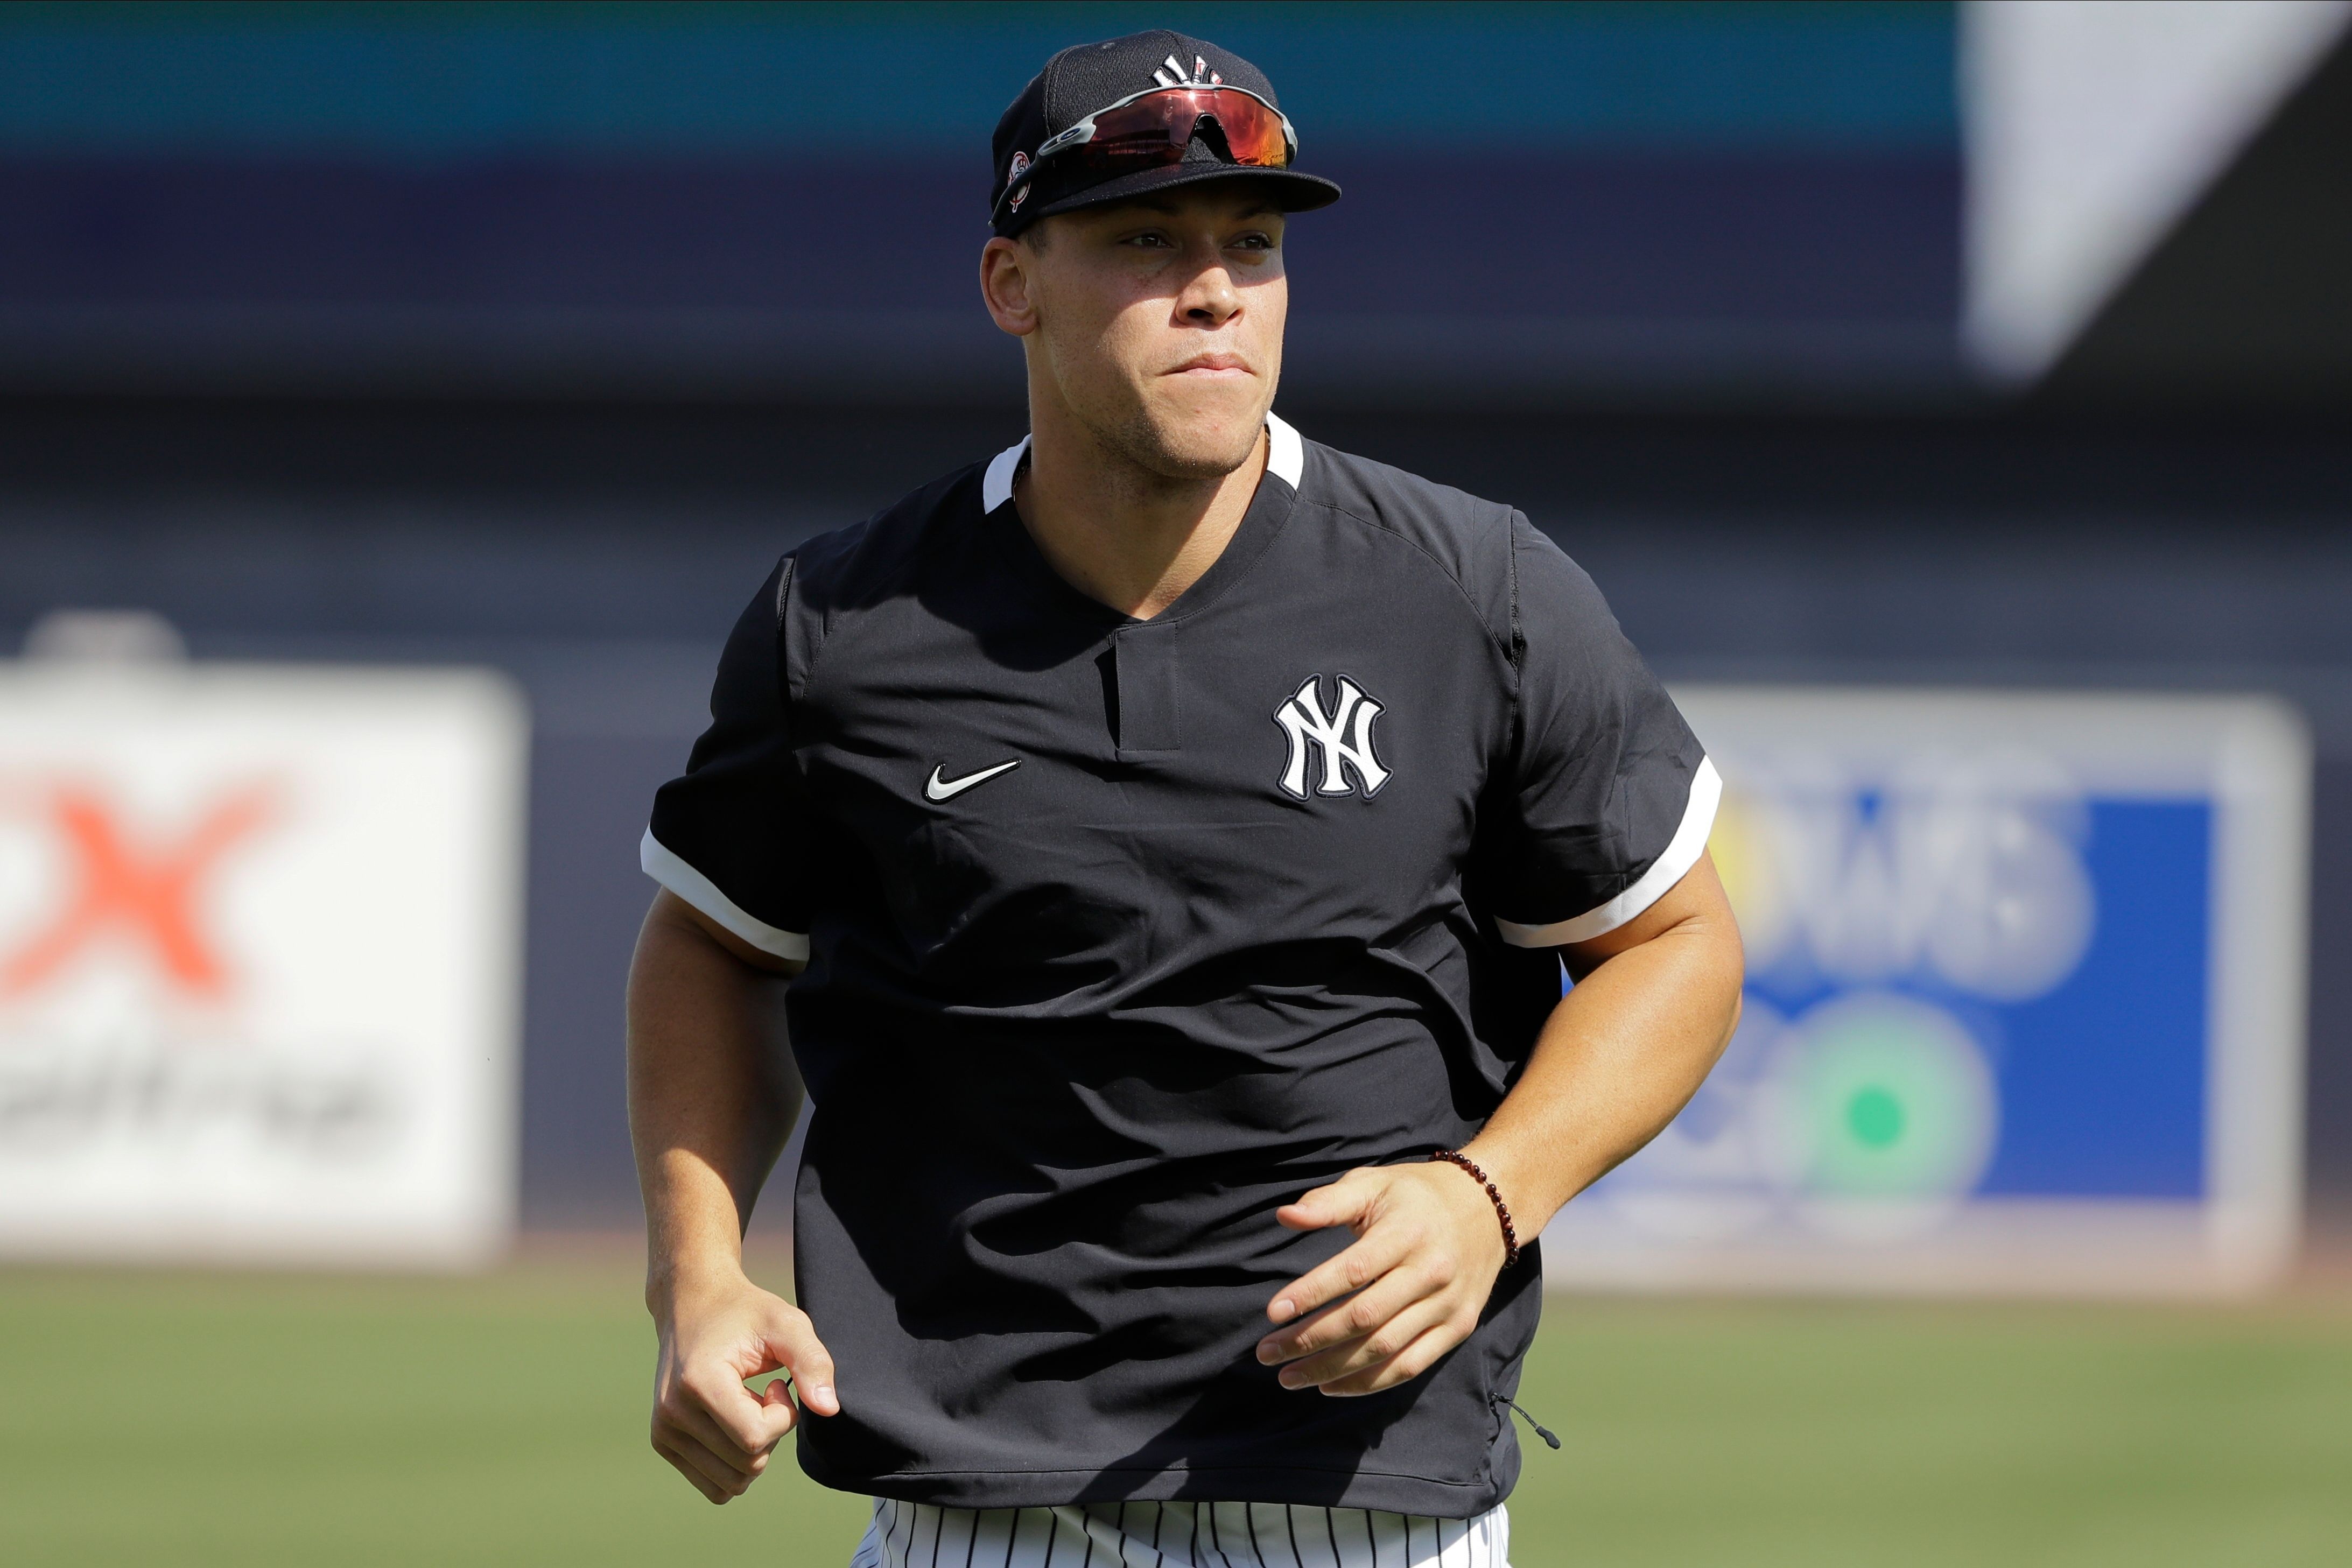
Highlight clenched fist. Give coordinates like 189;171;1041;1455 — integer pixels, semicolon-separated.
649;1269;840;1504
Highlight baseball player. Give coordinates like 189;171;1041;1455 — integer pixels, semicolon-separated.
629;30;1744;1568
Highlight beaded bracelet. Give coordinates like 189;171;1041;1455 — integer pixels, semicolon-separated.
1429;1149;1520;1269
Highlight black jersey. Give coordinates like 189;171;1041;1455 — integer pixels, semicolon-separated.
643;416;1717;1517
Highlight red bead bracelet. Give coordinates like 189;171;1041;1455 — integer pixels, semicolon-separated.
1430;1148;1520;1269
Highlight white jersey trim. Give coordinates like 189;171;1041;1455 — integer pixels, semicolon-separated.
641;827;811;962
981;436;1031;512
981;415;1301;515
1266;411;1305;488
851;1498;1510;1568
1496;755;1722;948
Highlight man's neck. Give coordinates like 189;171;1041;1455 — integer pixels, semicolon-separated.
1013;410;1267;622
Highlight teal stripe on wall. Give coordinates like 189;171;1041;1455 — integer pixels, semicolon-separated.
0;2;1955;156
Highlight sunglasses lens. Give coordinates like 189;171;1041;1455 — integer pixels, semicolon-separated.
1065;89;1291;173
1203;94;1291;167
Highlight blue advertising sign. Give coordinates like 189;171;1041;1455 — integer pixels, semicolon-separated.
1544;690;2309;1297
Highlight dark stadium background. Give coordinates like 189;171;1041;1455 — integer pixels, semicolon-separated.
4;0;2347;1241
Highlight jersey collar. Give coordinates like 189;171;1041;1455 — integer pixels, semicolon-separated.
981;412;1304;514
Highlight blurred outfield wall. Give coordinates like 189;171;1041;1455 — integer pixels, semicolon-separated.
0;1;1964;403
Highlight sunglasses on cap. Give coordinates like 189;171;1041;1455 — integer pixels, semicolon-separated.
1003;81;1299;214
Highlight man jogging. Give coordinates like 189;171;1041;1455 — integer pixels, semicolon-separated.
629;30;1743;1568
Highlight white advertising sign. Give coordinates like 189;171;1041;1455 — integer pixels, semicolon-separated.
1548;688;2309;1298
0;662;526;1267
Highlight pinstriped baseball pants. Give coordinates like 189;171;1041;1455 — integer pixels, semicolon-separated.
851;1498;1511;1568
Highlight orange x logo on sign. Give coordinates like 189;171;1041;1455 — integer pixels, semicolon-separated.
1;782;277;1001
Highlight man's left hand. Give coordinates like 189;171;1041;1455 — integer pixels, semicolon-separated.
1256;1159;1510;1396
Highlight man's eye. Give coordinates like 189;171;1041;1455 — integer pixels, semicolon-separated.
1230;233;1274;251
1125;233;1175;249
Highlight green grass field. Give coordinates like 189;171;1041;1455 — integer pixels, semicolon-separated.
4;1250;2348;1567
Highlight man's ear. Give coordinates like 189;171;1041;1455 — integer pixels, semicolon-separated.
980;235;1041;337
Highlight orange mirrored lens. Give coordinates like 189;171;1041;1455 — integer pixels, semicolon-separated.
1064;88;1291;172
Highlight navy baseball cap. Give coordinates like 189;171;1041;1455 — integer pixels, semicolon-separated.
990;31;1342;237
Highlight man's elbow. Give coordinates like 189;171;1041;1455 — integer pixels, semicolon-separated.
1688;899;1746;1059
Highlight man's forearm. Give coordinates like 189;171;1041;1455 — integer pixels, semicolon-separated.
626;890;802;1300
626;891;837;1504
1466;856;1744;1236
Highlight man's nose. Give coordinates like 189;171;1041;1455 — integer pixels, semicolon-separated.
1178;257;1241;326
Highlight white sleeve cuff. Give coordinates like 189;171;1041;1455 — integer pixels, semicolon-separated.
640;828;811;963
1494;755;1722;948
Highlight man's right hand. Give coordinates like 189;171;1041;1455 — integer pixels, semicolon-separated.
650;1270;840;1505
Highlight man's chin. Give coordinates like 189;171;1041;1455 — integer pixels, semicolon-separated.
1124;399;1271;480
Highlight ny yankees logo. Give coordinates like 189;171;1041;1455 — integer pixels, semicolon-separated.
1152;54;1224;88
1274;676;1391;800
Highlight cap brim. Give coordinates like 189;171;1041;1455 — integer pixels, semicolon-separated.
1005;161;1340;232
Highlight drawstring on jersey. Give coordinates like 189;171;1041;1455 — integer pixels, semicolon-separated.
1494;1394;1561;1450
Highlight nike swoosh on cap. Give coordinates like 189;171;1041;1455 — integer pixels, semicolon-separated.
925;760;1020;801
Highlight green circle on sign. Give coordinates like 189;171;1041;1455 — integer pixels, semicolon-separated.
1846;1085;1905;1148
1779;995;1995;1200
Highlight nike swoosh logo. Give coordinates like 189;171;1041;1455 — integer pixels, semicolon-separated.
924;760;1020;801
